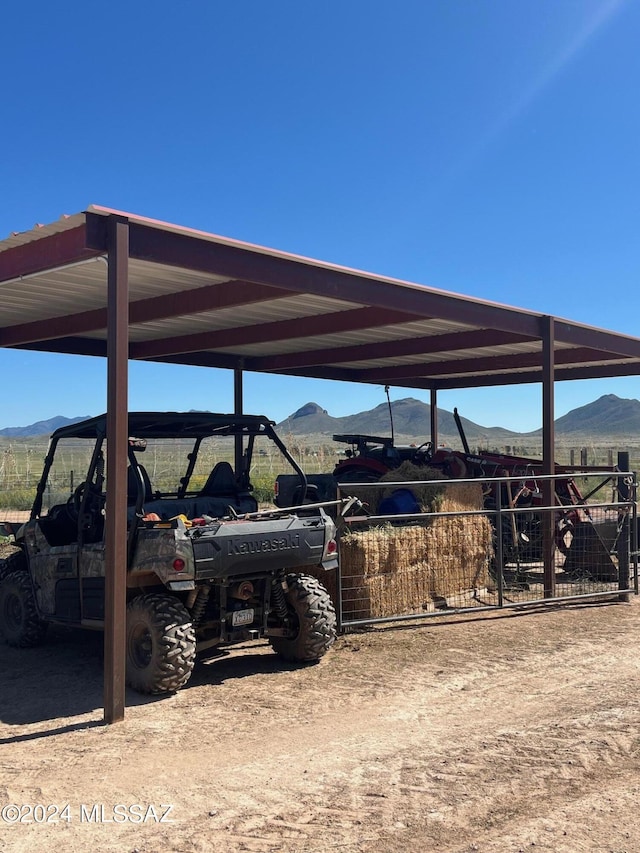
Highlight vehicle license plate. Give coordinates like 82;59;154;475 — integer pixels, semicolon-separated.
232;608;254;627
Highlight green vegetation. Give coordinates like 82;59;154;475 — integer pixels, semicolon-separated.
0;434;636;513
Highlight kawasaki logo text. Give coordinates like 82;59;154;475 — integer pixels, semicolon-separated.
228;535;300;555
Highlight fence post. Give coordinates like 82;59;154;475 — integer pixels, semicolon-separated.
336;484;344;632
617;452;631;602
495;483;504;607
634;474;639;596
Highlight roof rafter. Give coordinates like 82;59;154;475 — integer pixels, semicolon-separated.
129;306;421;359
0;279;291;347
243;329;537;372
356;346;627;383
395;362;640;390
15;337;242;370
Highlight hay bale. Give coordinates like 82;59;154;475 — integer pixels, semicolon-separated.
341;461;446;514
346;461;446;514
339;480;493;619
379;461;447;512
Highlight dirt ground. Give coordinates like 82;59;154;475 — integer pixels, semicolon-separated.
1;598;640;853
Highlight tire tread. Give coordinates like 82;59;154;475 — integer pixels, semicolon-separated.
126;593;196;694
270;573;336;663
0;569;47;648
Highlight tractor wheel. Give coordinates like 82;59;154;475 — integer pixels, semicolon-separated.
126;593;196;694
269;574;336;663
0;570;47;647
0;547;27;583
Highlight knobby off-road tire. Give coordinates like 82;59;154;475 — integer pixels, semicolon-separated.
0;570;47;647
270;573;337;663
126;593;196;695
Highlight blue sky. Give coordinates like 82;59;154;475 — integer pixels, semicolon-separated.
1;0;639;432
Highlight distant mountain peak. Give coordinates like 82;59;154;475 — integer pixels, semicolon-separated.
290;402;328;419
551;393;640;436
276;397;510;441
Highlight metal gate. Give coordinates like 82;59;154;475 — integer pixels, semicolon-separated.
336;469;637;630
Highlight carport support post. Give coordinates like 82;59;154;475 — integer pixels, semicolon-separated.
430;388;438;450
541;316;556;598
234;367;244;477
104;216;130;724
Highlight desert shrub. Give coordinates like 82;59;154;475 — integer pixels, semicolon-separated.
0;488;37;510
249;472;277;505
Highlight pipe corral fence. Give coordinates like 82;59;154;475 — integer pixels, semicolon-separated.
331;468;637;631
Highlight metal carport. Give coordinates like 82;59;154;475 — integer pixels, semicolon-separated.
2;205;640;722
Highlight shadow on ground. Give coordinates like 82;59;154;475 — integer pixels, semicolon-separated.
0;628;303;733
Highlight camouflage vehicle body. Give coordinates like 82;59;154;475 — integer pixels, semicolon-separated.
0;413;338;694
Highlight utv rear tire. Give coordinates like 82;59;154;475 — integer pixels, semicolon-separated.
126;594;196;694
0;570;47;647
270;574;336;663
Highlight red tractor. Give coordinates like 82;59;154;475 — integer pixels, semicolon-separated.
275;406;622;579
330;409;608;568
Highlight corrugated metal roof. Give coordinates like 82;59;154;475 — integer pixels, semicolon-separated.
1;205;639;391
1;212;86;249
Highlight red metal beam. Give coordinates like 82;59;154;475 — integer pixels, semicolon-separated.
86;216;545;337
130;307;423;359
553;322;640;358
88;214;640;362
0;225;100;283
244;329;536;372
14;338;109;357
129;280;291;323
139;353;356;379
14;337;243;370
544;361;640;381
249;350;640;391
395;359;640;389
354;346;625;383
0;279;292;347
14;337;631;388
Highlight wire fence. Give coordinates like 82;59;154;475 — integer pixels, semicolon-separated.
335;470;637;629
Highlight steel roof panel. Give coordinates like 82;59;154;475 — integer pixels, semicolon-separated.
0;206;639;390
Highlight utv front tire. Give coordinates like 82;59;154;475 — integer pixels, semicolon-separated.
0;570;47;647
0;547;27;583
126;594;196;694
270;574;336;663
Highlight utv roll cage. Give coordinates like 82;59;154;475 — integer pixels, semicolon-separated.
31;411;309;529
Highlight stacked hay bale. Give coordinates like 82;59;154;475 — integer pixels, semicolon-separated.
337;463;494;619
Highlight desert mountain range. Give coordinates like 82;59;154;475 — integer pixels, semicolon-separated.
0;394;638;441
276;394;640;442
